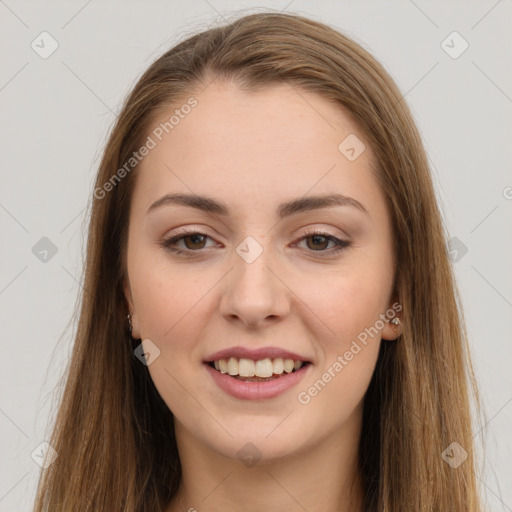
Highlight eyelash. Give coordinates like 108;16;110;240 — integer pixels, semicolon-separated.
160;228;351;257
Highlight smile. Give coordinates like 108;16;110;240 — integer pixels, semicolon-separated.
209;357;308;381
204;358;312;400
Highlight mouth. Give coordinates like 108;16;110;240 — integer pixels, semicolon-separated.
205;357;312;382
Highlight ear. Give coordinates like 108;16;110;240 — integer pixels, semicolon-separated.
124;278;141;339
381;300;403;341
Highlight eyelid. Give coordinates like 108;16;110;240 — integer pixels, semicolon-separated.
164;224;349;242
299;225;350;240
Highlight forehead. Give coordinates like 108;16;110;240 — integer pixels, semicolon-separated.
131;80;383;220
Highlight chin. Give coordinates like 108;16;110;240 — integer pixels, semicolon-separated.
204;422;310;463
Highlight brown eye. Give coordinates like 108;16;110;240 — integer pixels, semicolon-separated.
161;229;350;257
161;231;215;255
304;234;330;251
181;234;208;250
295;230;350;255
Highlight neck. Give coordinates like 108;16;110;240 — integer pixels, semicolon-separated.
166;413;365;512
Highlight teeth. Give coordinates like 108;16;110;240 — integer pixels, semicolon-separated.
227;357;239;376
283;359;294;373
255;358;273;378
272;357;284;375
211;357;305;377
239;358;255;377
219;359;229;374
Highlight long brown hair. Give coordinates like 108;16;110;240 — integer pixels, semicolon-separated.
34;11;484;511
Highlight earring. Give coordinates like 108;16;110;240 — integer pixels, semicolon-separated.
390;317;400;326
127;313;133;334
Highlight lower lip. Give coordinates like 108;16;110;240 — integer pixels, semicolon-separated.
204;363;311;400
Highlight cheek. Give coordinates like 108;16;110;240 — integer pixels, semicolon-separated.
321;280;383;380
298;275;384;422
300;260;391;416
307;268;391;346
130;252;209;341
130;262;214;415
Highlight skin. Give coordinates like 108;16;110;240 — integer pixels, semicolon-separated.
123;79;402;512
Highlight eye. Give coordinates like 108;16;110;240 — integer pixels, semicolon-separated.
160;229;351;257
160;231;215;255
294;229;350;255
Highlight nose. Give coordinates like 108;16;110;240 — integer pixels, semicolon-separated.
219;241;291;329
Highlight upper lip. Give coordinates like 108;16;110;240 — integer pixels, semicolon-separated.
204;346;311;363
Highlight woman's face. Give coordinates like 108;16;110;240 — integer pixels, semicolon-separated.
124;80;401;461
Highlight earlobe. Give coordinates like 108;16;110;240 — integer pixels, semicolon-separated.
126;313;141;339
381;302;403;341
381;317;402;341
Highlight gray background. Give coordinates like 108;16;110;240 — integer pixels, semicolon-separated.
0;1;511;510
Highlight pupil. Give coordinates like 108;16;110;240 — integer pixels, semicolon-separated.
187;234;205;249
309;235;327;250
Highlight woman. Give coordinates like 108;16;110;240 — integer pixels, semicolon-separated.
34;11;484;512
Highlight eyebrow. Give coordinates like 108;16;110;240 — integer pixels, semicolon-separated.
146;192;369;218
